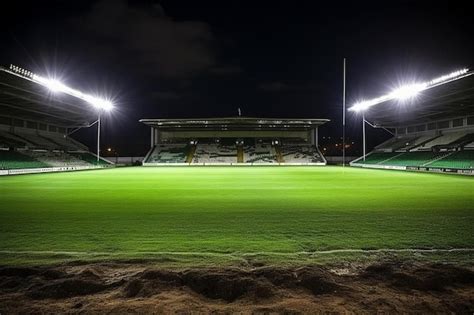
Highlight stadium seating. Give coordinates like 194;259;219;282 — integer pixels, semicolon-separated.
70;152;110;166
436;133;474;150
0;129;87;151
375;136;420;152
11;132;56;149
355;152;402;165
280;145;324;163
39;134;85;151
426;150;474;169
403;135;439;151
0;150;49;170
415;131;466;151
378;151;446;167
244;143;277;163
25;151;91;167
193;143;237;163
143;141;327;164
0;148;111;170
147;144;188;163
0;131;32;148
0;132;27;148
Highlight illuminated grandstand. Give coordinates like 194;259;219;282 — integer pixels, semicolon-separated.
0;65;113;175
140;117;329;165
350;68;474;175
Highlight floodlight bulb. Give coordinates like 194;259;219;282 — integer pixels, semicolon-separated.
390;83;427;100
45;79;68;93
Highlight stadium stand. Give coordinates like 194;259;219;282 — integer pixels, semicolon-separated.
0;127;111;171
380;151;447;167
147;144;188;163
426;150;474;169
280;144;325;163
25;151;91;167
140;118;328;165
414;131;467;151
403;135;439;151
244;143;277;163
0;65;114;174
375;136;420;152
70;152;111;166
0;150;48;170
0;132;27;148
193;143;237;164
350;68;474;174
353;152;401;165
436;133;474;150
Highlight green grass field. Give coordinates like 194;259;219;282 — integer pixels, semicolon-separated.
0;166;473;266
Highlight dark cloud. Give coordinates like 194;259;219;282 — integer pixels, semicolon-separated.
208;65;243;75
72;0;217;78
151;91;181;100
258;81;320;92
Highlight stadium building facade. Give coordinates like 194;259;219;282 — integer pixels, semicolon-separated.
351;69;474;175
140;117;329;165
0;65;112;175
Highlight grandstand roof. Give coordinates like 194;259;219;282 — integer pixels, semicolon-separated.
361;70;474;128
0;66;99;127
140;117;329;131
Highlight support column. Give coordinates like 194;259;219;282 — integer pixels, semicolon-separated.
150;128;155;148
155;129;160;145
315;128;319;147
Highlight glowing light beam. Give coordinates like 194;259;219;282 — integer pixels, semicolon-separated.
349;68;470;112
8;64;114;111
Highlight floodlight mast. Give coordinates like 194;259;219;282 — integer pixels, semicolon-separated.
342;58;346;167
362;112;366;161
97;112;101;163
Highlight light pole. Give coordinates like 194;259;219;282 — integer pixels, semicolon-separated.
362;112;366;161
97;111;101;163
342;58;346;166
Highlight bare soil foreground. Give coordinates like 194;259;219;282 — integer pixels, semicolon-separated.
0;261;473;314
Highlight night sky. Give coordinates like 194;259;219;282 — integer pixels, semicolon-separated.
0;1;472;156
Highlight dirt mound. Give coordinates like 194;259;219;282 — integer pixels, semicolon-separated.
0;267;41;278
122;279;143;298
77;268;102;280
363;263;474;292
182;270;258;301
140;269;182;283
26;279;110;299
296;267;342;295
0;262;472;313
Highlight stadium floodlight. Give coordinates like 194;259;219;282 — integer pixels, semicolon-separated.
349;68;470;112
8;64;114;164
8;64;114;111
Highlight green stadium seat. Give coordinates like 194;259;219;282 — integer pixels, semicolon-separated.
426;150;474;169
0;150;49;170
